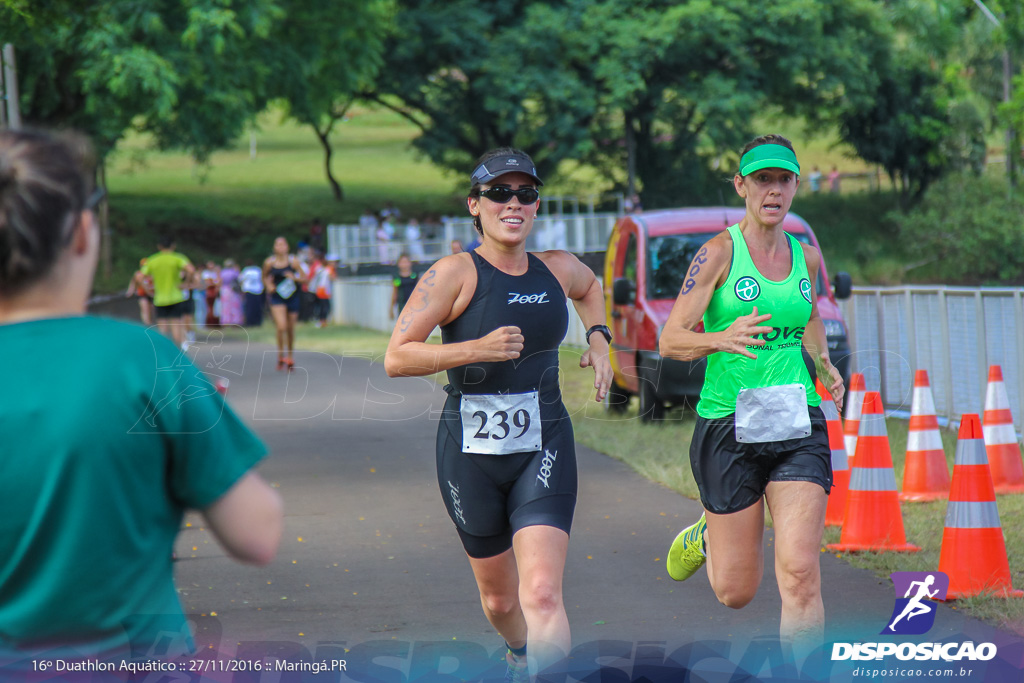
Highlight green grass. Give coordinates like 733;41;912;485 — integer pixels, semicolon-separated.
252;323;1024;634
100;105;471;293
232;318;393;359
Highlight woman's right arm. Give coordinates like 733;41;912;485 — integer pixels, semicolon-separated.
202;471;283;565
384;256;523;377
659;236;772;361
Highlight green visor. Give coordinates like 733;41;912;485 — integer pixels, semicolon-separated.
739;144;800;176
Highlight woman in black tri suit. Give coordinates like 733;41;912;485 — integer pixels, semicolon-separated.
263;236;306;370
385;148;612;680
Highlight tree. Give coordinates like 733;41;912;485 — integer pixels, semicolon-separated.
1;0;282;276
367;0;900;208
362;0;596;182
839;61;952;204
266;0;392;200
1;1;280;160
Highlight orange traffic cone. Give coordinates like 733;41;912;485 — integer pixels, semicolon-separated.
827;392;920;553
844;373;866;468
900;370;951;502
816;378;849;527
937;414;1023;599
982;365;1024;494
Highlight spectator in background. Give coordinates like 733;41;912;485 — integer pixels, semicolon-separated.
808;166;822;193
450;239;464;254
219;258;244;326
828;165;841;194
359;208;379;231
126;258;154;326
624;192;643;214
309;217;325;254
0;127;282;666
296;244;315;322
376;221;393;265
309;253;337;328
422;213;443;243
201;260;221;328
380;201;401;222
188;267;204;334
239;259;266;327
390;253;418;320
404;218;426;261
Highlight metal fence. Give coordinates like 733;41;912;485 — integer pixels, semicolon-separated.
839;286;1024;432
331;277;590;347
327;213;619;268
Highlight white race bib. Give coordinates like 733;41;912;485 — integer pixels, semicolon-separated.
735;383;811;443
275;278;297;299
460;391;543;455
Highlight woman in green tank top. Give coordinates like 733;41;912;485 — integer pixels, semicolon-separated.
658;134;845;661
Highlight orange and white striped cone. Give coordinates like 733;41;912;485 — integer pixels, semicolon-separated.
827;392;920;552
982;365;1024;494
937;414;1023;599
816;378;849;527
900;370;950;502
843;373;866;469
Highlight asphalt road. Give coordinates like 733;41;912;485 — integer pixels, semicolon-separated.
87;299;1024;682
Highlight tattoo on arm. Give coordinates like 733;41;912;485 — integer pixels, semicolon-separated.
400;268;438;332
680;247;708;295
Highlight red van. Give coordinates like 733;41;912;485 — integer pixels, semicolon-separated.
604;207;852;421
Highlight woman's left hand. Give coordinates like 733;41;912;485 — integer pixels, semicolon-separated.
819;354;845;413
580;344;613;402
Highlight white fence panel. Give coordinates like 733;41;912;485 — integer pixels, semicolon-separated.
840;286;1024;432
328;213;618;267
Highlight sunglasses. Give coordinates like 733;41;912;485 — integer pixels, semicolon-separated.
478;187;540;204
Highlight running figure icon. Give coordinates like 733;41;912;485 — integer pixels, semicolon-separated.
889;575;940;631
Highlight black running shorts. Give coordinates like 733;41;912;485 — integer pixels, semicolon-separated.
269;292;301;313
436;406;578;559
154;300;189;319
689;405;832;515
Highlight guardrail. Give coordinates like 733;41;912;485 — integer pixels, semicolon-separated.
838;286;1024;432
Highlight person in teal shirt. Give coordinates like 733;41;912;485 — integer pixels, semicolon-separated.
658;135;845;660
0;128;283;667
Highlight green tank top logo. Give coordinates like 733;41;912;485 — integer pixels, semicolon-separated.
735;276;761;302
799;278;812;303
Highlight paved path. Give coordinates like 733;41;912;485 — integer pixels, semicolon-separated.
85;300;1024;680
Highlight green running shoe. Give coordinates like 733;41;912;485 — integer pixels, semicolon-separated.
666;513;707;581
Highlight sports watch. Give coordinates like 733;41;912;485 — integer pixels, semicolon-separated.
585;324;613;345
